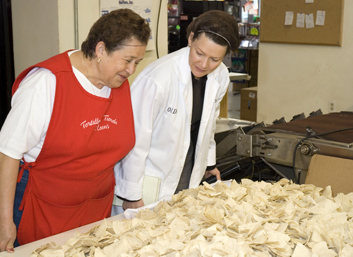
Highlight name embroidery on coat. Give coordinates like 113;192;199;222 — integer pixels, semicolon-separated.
167;107;177;114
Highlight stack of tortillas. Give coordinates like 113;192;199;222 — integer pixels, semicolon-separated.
31;179;353;257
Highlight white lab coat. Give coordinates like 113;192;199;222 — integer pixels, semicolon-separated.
114;47;229;202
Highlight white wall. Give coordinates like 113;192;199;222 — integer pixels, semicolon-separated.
257;1;353;124
12;0;168;83
58;0;76;51
12;0;59;76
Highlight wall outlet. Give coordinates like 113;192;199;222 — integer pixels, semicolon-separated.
329;101;335;113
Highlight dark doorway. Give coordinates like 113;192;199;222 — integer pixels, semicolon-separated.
0;0;14;127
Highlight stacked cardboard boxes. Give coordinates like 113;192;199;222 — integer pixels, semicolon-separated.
240;87;257;121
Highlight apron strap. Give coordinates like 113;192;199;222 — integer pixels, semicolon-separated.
18;159;36;211
17;159;36;183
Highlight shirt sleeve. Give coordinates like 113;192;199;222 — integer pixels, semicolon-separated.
0;68;55;161
114;74;164;201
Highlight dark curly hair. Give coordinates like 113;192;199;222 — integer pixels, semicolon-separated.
81;8;151;59
186;10;240;54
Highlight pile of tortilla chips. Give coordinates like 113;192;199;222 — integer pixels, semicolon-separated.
31;179;353;257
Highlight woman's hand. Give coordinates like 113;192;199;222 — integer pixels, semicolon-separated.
204;167;221;181
122;199;145;210
0;153;20;253
0;218;16;253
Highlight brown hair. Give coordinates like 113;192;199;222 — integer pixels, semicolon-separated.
186;10;240;54
81;8;151;59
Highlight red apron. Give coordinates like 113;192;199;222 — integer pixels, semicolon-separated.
13;51;135;245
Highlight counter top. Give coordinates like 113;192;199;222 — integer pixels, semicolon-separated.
229;72;251;81
0;214;127;257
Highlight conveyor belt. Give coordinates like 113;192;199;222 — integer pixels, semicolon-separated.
254;112;353;144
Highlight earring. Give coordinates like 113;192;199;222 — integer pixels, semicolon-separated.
98;58;101;63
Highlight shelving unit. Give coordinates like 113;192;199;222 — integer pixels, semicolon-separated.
230;22;260;93
167;0;243;53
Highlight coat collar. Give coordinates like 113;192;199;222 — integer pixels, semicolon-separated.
178;47;192;85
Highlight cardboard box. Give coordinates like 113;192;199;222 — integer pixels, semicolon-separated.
305;154;353;196
241;98;257;111
240;109;257;121
240;87;257;121
241;87;257;101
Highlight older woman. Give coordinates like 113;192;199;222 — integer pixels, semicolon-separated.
0;8;150;252
114;10;240;211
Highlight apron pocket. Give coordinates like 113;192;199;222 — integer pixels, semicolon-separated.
17;187;114;245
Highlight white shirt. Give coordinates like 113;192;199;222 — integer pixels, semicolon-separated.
0;51;111;162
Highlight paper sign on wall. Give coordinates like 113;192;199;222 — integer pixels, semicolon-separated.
100;0;154;51
285;11;294;26
296;13;305;28
316;10;326;26
305;13;315;29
